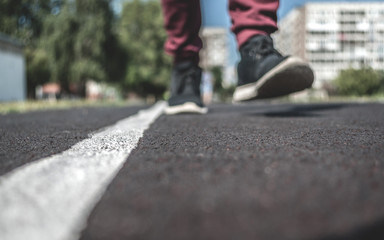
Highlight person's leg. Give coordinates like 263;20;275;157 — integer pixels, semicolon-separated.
161;0;207;114
161;0;202;65
229;0;314;101
229;0;279;48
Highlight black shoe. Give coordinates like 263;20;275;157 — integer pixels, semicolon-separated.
233;35;314;102
165;61;208;115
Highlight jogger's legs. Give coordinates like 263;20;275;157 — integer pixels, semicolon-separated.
161;0;313;110
161;0;206;114
230;0;314;101
228;0;279;48
161;0;279;62
160;0;202;65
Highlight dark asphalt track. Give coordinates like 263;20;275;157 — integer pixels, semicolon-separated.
81;102;384;240
1;102;384;240
0;106;143;176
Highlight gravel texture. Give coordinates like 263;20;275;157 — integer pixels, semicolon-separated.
80;102;384;240
2;102;383;240
0;106;143;176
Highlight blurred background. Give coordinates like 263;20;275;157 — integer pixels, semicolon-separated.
1;0;384;107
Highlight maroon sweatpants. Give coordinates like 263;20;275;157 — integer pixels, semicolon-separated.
161;0;279;64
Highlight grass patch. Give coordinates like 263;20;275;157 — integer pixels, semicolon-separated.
285;89;384;104
1;94;383;115
0;99;146;115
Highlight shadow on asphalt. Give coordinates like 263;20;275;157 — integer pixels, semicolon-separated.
256;103;347;118
209;103;350;118
315;218;384;240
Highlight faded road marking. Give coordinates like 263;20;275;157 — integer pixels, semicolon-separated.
0;101;166;240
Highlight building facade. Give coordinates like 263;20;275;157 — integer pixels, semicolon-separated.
199;27;239;87
274;2;384;88
200;27;229;69
0;33;26;101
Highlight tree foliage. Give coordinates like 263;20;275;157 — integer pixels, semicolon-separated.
72;0;113;82
1;0;169;99
210;66;235;102
334;68;384;96
42;2;78;93
0;0;60;97
25;47;51;97
41;0;119;95
119;0;171;99
0;0;57;44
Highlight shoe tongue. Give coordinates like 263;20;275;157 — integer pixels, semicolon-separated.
243;35;273;52
241;35;281;59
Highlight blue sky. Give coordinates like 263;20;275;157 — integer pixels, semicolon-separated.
112;0;383;25
201;0;383;27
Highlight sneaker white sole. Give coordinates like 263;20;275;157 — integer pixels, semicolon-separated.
233;57;314;102
165;102;208;115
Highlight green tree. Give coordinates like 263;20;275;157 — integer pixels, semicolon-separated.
41;2;78;94
41;0;121;96
119;0;171;99
334;67;384;96
0;0;25;38
71;0;112;92
25;47;51;98
0;0;56;43
1;0;122;98
0;0;61;97
211;66;235;102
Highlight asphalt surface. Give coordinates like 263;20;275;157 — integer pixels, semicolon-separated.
0;106;144;176
1;102;384;240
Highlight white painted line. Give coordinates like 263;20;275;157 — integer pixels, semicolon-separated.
0;101;166;240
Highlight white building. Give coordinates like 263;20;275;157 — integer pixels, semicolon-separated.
200;27;238;87
0;33;26;101
200;27;229;69
274;2;384;88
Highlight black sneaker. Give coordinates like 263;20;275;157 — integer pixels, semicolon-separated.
165;61;208;115
233;35;314;102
